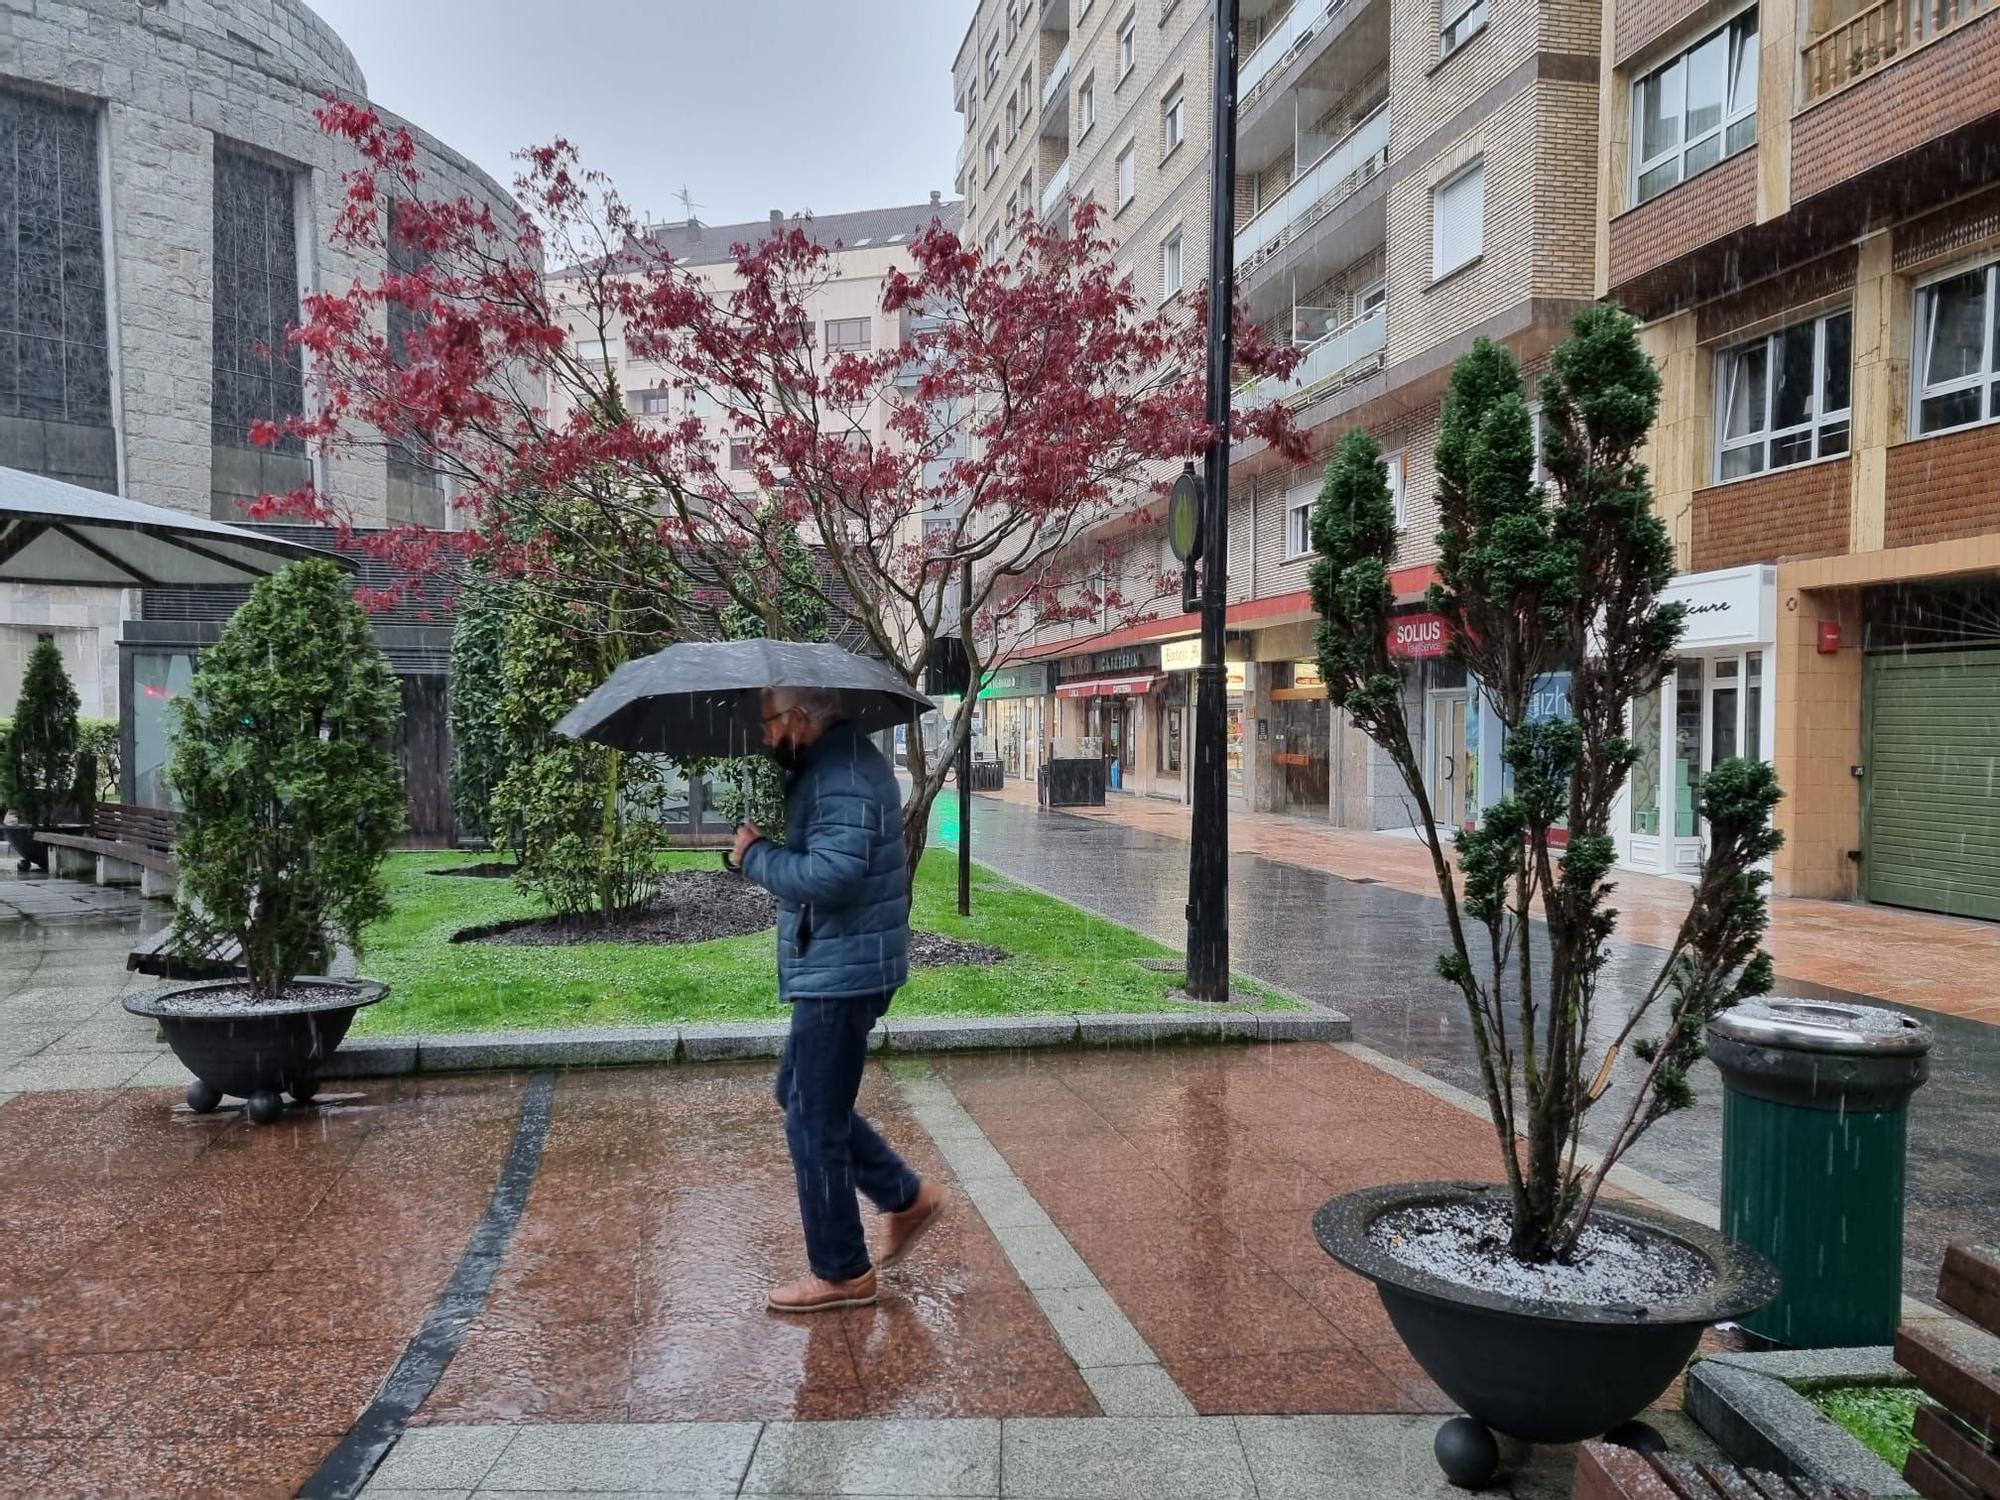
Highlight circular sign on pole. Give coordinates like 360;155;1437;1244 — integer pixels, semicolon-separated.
1167;462;1203;562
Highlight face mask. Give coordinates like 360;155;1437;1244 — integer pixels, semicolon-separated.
769;741;804;772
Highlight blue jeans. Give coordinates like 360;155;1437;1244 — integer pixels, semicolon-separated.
775;993;921;1281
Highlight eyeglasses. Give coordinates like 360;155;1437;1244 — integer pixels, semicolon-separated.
762;709;797;728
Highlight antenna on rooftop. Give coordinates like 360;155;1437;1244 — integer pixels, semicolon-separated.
674;184;704;226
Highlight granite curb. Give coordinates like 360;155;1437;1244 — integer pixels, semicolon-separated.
320;1007;1350;1079
1683;1348;1916;1497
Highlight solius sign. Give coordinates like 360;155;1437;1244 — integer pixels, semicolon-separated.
1388;612;1450;658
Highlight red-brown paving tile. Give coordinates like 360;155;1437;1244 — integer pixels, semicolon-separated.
484;1244;643;1328
207;1259;455;1349
627;1308;867;1421
0;1271;251;1354
421;1311;635;1424
1175;1349;1413;1416
120;1339;407;1437
0;1434;329;1500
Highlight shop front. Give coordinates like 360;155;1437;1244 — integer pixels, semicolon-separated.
1160;635;1249;806
977;662;1053;783
1053;644;1164;795
1613;564;1777;878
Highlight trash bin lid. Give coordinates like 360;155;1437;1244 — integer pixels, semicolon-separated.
1707;996;1932;1057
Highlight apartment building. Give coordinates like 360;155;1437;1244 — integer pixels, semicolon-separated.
956;0;1604;825
1597;0;2000;915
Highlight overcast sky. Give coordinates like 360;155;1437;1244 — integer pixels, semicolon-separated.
307;1;970;227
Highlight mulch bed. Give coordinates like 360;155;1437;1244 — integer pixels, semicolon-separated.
429;862;519;879
452;869;1006;970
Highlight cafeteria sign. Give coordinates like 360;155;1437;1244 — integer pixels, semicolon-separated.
1387;612;1450;659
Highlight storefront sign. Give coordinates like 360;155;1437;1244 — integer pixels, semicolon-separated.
978;663;1052;699
1292;659;1322;687
1387;612;1451;659
1225;662;1247;695
1091;644;1159;673
1160;637;1203;672
1665;565;1776;649
1526;672;1572;724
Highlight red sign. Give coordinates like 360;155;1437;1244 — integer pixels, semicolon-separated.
1816;620;1841;654
1387;612;1450;659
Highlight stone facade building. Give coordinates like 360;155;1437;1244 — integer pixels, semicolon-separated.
951;0;1603;825
1599;0;2000;914
1;0;517;839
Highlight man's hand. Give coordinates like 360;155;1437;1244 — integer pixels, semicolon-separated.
730;822;764;870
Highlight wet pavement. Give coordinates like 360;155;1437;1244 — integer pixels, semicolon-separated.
953;791;2000;1301
0;1045;1707;1498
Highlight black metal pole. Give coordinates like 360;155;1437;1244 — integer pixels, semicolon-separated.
1185;0;1240;1003
958;557;973;918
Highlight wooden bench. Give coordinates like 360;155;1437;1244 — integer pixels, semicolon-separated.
39;804;179;893
1576;1440;1874;1500
1896;1238;2000;1500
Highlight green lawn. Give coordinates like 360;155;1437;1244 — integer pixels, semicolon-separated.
354;850;1294;1035
1808;1383;1928;1469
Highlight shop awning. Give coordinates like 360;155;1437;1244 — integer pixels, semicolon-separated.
1056;672;1164;698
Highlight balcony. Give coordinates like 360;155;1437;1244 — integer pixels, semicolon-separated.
1801;0;1993;100
1041;0;1070;30
1041;44;1072;134
1040;156;1072;219
1240;0;1347;106
1234;106;1389;274
1243;304;1387;406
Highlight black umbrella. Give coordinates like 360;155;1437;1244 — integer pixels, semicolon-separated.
555;639;936;757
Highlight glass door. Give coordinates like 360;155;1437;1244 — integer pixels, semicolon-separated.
1429;692;1469;828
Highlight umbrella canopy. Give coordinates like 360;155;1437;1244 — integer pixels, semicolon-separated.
0;466;353;588
556;639;935;758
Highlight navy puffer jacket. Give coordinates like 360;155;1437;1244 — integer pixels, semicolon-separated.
741;721;910;1000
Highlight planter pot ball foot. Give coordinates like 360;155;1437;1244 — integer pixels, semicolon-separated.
185;1079;222;1114
1603;1419;1668;1456
1435;1417;1502;1489
245;1090;284;1125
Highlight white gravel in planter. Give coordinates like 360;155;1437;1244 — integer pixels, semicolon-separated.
1370;1201;1716;1308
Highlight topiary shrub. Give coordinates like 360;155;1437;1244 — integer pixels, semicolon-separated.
5;638;81;827
447;575;513;848
169;560;405;998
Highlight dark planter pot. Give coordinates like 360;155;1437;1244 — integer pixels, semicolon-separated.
123;978;387;1125
1316;1182;1779;1487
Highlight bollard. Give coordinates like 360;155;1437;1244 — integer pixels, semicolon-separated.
1707;997;1932;1348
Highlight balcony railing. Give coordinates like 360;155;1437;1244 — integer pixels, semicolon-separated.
1240;0;1347;106
1040;156;1072;218
1801;0;1994;100
1233;106;1389;274
1243;305;1386;406
1042;44;1073;112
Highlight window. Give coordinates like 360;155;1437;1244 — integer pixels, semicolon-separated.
1006;192;1020;224
1914;261;2000;435
1119;11;1138;78
1020;169;1035;215
385;201;444;525
1631;12;1758;206
986;36;1000;87
1080;0;1093;13
1439;0;1489;55
825;317;872;353
0;90;112;461
1116;141;1137;208
1021;68;1036;121
1160;230;1184;298
634;387;674;417
1431;160;1484;279
1357;280;1386;319
729;440;753;470
1714;309;1852;479
1007;93;1020;138
1079;74;1097;136
1387;451;1408;529
1007;0;1021;40
1285;477;1318;558
985;228;1002;261
985;129;1001;176
573;337;621;368
1162;84;1186;158
211;149;304;453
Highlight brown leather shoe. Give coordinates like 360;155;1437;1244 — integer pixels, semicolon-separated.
766;1268;878;1314
879;1180;949;1267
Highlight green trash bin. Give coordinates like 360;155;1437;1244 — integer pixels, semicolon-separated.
1707;997;1932;1348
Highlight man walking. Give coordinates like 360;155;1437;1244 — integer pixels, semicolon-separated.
733;685;948;1313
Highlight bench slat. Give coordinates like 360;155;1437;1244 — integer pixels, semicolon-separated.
1913;1403;2000;1500
1907;1448;1986;1500
1899;1327;2000;1442
1941;1240;2000;1339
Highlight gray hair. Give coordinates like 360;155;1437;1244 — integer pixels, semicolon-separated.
767;685;847;728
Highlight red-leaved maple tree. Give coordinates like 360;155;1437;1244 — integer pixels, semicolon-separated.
258;102;1305;876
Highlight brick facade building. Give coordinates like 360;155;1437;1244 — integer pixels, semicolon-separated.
1599;0;2000;915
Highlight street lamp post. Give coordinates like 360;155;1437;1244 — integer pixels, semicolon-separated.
1185;0;1241;1002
